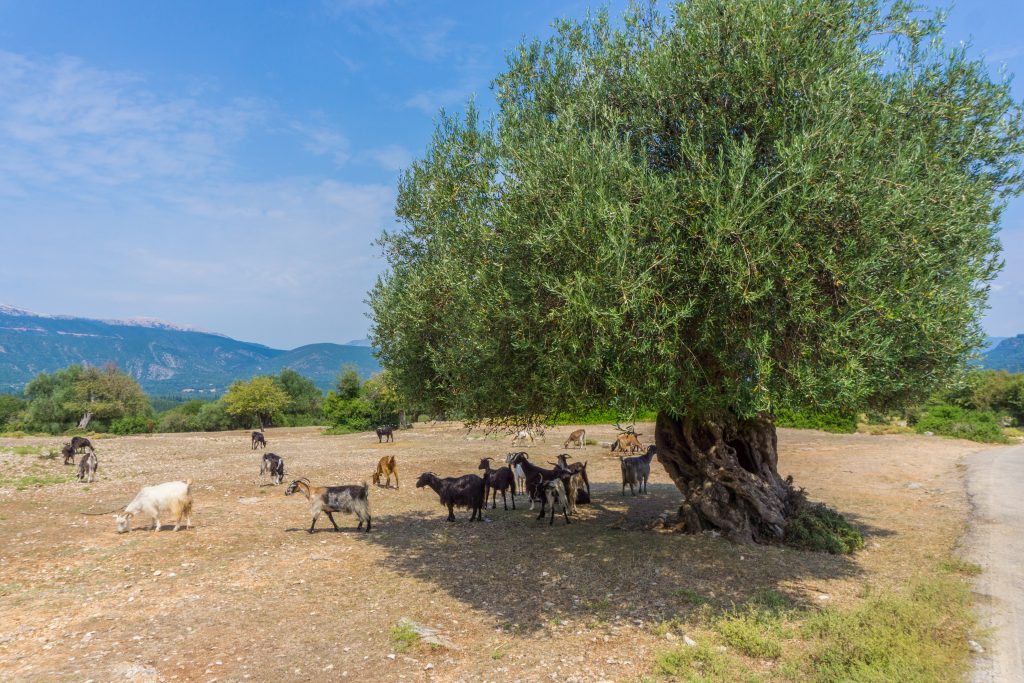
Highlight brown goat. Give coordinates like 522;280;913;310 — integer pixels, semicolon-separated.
372;454;399;489
611;433;643;453
563;428;586;449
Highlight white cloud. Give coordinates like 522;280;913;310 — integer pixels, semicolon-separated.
365;144;413;171
292;121;351;166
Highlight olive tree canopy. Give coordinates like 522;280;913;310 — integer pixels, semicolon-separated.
370;0;1024;542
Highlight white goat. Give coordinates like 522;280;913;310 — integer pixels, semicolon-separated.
115;479;194;533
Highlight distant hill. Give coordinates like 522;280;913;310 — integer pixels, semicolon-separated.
981;335;1024;373
0;305;378;394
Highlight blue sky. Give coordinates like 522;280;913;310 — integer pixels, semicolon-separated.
1;1;1022;348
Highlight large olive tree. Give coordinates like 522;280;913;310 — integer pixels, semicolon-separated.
369;0;1024;542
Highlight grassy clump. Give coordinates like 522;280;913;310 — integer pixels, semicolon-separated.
912;403;1008;443
799;575;974;682
715;608;786;659
785;497;865;554
655;641;747;681
389;621;420;653
0;473;75;490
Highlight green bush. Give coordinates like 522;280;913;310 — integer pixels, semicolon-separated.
109;415;156;435
913;402;1007;443
548;407;657;425
785;494;864;554
775;407;857;433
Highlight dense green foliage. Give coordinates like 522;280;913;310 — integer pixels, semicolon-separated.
0;394;25;431
109;414;157;435
370;0;1024;427
322;367;400;433
223;376;291;429
5;364;151;434
774;408;857;434
912;402;1007;443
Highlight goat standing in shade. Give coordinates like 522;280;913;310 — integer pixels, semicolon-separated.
478;457;516;510
285;478;371;533
505;452;527;494
540;479;571;525
259;452;285;485
415;472;485;522
620;445;657;495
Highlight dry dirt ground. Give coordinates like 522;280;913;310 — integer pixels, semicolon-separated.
0;424;984;682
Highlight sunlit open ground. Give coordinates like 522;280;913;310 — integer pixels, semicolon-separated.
0;424;983;681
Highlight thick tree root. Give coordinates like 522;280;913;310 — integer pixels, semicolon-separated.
655;411;795;544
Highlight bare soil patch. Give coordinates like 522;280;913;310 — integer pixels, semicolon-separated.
0;425;982;681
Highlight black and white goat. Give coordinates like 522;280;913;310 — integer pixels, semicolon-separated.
478;457;516;510
415;472;485;522
285;478;371;533
259;452;285;485
251;431;267;449
620;444;656;495
77;449;98;483
505;452;527;494
553;453;591;504
509;452;562;511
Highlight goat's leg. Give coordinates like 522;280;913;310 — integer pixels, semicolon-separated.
502;490;508;511
563;503;571;525
309;511;321;533
447;504;456;522
325;511;341;531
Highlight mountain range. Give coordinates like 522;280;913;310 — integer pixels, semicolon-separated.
0;305;379;395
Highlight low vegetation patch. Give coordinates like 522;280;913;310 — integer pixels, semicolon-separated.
912;403;1007;443
0;473;75;490
389;621;420;653
775;408;857;434
784;496;865;554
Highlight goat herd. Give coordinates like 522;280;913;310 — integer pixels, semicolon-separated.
58;426;659;535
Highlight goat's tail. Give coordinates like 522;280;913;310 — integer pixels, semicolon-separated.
357;482;369;499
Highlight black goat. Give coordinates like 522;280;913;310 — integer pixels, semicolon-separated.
415;472;485;522
375;424;395;443
71;436;93;454
509;452;563;512
478;457;516;510
61;443;76;465
251;431;267;449
552;453;591;503
260;452;285;485
620;445;657;495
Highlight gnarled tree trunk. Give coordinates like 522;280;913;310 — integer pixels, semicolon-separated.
655;411;794;544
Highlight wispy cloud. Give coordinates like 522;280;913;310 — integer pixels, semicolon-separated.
365;144;413;172
0;50;266;193
292;121;351;166
985;44;1024;64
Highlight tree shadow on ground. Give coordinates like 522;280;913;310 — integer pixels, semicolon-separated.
362;482;882;633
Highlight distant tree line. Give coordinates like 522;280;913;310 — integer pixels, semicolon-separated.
0;364;401;435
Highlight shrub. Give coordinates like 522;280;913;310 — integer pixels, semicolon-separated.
775;407;857;434
548;407;657;425
109;415;156;435
913;402;1007;443
785;493;864;554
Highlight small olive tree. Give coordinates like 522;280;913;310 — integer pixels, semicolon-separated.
369;0;1024;542
223;376;290;429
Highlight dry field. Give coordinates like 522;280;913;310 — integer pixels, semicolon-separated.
0;424;984;682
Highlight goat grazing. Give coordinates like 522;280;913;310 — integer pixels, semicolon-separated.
115;480;193;533
505;452;527;494
478;457;516;510
77;449;98;483
375;424;395;443
259;452;285;485
61;443;76;465
285;479;371;533
563;428;586;449
70;436;93;454
372;454;399;489
251;431;267;449
415;472;485;522
620;445;657;495
539;479;571;525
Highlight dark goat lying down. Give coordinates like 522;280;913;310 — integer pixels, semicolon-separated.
415;472;485;522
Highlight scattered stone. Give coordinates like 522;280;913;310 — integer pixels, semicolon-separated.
817;594;831;601
424;663;434;670
907;483;922;490
396;618;456;650
683;635;697;647
968;640;985;654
